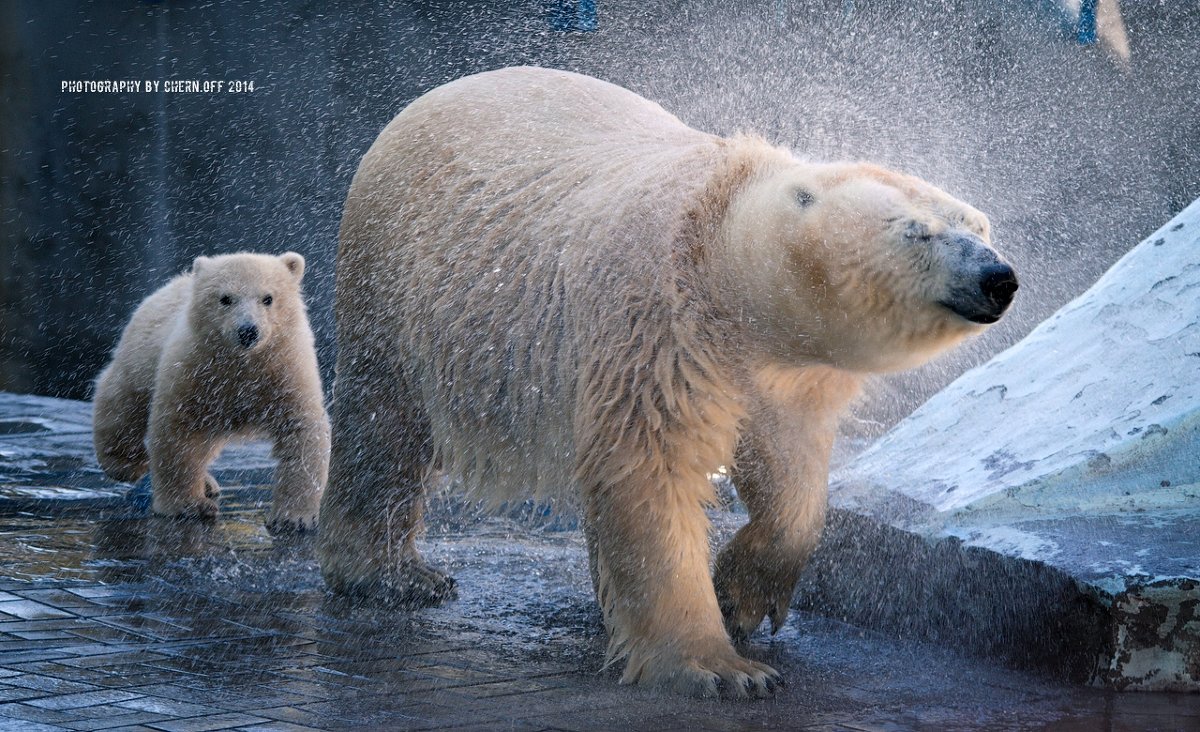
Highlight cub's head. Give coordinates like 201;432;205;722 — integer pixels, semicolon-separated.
188;252;307;354
719;160;1017;372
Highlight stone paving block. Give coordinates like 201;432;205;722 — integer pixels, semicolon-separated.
0;686;51;703
1;619;85;635
2;663;109;683
452;677;570;698
236;723;325;732
209;692;316;713
11;631;78;641
143;712;271;732
424;723;547;732
0;701;88;724
0;719;68;732
113;696;224;718
0;600;74;621
60;710;174;731
250;705;343;728
25;689;144;710
2;674;100;695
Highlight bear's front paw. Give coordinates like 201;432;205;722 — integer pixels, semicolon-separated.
713;535;801;642
385;559;458;608
629;647;781;699
323;553;457;609
265;509;318;534
151;495;219;521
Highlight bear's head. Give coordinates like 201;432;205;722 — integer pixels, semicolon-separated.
188;252;307;354
718;161;1017;373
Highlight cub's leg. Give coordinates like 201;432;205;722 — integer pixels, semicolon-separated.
713;367;859;640
317;355;455;606
92;366;151;483
582;447;780;699
146;410;222;520
265;407;331;533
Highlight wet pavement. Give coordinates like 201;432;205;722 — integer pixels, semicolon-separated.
2;393;1199;731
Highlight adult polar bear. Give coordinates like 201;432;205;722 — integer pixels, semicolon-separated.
320;67;1017;697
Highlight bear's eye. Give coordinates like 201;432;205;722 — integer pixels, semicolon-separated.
219;295;233;306
262;295;273;307
794;189;815;208
904;221;933;243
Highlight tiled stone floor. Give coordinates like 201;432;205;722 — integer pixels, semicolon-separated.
2;393;1199;731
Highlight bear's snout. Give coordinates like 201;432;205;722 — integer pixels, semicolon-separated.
237;323;259;349
979;263;1019;313
936;232;1018;325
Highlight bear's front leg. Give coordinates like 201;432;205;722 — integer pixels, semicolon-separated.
317;368;455;606
146;416;221;520
713;369;858;640
584;468;780;698
266;410;331;533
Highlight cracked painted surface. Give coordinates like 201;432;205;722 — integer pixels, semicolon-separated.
1103;579;1200;691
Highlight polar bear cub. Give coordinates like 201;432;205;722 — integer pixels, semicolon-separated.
93;252;329;532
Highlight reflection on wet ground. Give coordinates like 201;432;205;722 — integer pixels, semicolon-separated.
2;393;1199;731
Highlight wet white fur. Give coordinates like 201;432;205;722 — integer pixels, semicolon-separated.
320;67;998;697
93;252;329;530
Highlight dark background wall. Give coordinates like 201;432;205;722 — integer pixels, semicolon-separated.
2;0;1198;438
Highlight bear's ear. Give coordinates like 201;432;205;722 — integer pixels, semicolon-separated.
279;252;305;282
192;256;211;275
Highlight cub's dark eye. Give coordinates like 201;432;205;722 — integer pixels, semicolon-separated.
794;189;815;208
262;295;273;307
219;295;233;306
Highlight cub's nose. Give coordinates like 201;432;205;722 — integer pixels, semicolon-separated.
237;323;259;349
980;264;1019;311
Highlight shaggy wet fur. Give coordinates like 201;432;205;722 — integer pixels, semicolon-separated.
93;253;330;532
320;66;1003;698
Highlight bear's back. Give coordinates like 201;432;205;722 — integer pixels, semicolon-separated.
393;67;703;157
109;274;192;389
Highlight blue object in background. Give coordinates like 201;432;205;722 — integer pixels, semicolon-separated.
548;0;597;32
126;477;152;515
1077;0;1098;45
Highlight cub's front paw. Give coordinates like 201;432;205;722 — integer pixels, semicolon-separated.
628;645;782;699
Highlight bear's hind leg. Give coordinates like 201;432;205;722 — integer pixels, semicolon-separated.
92;369;151;483
317;363;455;606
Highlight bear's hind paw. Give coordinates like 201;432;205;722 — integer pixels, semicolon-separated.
152;496;219;522
203;473;221;499
265;511;318;535
323;555;458;609
379;560;458;608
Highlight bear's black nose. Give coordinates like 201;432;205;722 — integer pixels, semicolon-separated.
237;323;259;348
980;264;1019;310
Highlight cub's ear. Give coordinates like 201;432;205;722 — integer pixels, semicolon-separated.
192;256;211;275
279;252;305;281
